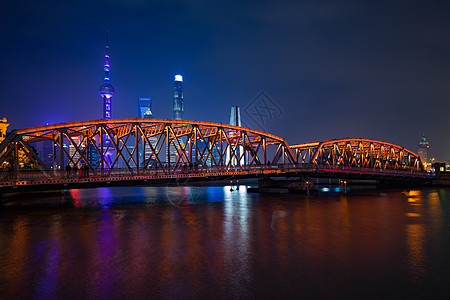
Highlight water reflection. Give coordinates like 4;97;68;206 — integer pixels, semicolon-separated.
35;224;60;300
223;186;252;295
1;188;450;298
406;224;425;283
68;186;207;207
2;217;29;298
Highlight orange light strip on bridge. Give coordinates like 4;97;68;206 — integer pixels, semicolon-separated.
15;118;286;142
290;138;418;157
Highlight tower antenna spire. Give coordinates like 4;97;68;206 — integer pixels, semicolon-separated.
99;30;115;119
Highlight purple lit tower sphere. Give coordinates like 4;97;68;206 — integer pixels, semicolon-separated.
99;32;114;119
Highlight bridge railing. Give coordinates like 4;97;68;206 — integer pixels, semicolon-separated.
313;164;433;178
0;164;293;182
0;162;432;183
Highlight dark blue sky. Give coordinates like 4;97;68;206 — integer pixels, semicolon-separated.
1;0;449;159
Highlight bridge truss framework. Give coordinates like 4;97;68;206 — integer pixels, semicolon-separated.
290;138;424;172
0;119;296;176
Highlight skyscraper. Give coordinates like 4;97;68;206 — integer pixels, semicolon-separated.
226;106;243;166
418;133;430;171
172;74;183;120
169;74;184;165
99;32;115;119
229;106;242;127
138;97;153;119
138;97;155;167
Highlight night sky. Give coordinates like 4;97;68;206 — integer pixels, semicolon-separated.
1;1;449;159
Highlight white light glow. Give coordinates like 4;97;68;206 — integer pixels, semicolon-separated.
175;74;183;82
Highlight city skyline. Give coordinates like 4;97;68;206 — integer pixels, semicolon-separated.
1;1;450;160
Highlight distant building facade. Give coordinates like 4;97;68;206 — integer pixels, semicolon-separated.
170;74;184;164
138;97;156;167
226;106;243;166
138;97;153;119
34;140;53;169
229;106;242;127
172;74;184;120
418;134;431;171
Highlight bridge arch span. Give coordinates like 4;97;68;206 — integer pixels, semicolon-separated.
290;138;423;172
0;118;296;172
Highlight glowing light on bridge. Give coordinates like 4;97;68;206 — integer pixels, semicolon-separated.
0;118;294;174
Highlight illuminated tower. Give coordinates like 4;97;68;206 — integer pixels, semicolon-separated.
98;32;115;169
418;133;430;171
99;32;115;119
172;74;183;120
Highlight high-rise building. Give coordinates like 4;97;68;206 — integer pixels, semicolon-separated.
418;133;430;171
87;143;101;169
169;74;184;165
34;139;53;169
68;136;83;167
226;106;243;166
99;32;115;119
229;106;242;127
172;74;184;120
138;97;153;119
138;97;156;168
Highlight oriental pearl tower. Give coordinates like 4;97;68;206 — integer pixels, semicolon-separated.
99;32;114;119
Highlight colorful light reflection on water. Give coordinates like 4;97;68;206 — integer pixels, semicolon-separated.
1;187;450;299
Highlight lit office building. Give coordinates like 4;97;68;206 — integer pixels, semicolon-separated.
34;140;53;169
138;97;153;119
87;143;101;169
169;74;184;165
226;106;243;166
138;97;156;167
418;134;431;171
172;74;184;120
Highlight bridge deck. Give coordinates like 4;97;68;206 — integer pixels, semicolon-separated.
0;165;433;193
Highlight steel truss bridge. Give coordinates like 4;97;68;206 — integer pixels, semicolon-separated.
0;119;431;193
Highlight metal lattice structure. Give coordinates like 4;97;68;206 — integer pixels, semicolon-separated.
290;138;423;172
0;119;295;174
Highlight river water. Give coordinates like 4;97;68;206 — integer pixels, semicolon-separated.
1;186;449;299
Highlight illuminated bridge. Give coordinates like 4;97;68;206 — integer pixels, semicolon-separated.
0;119;431;193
